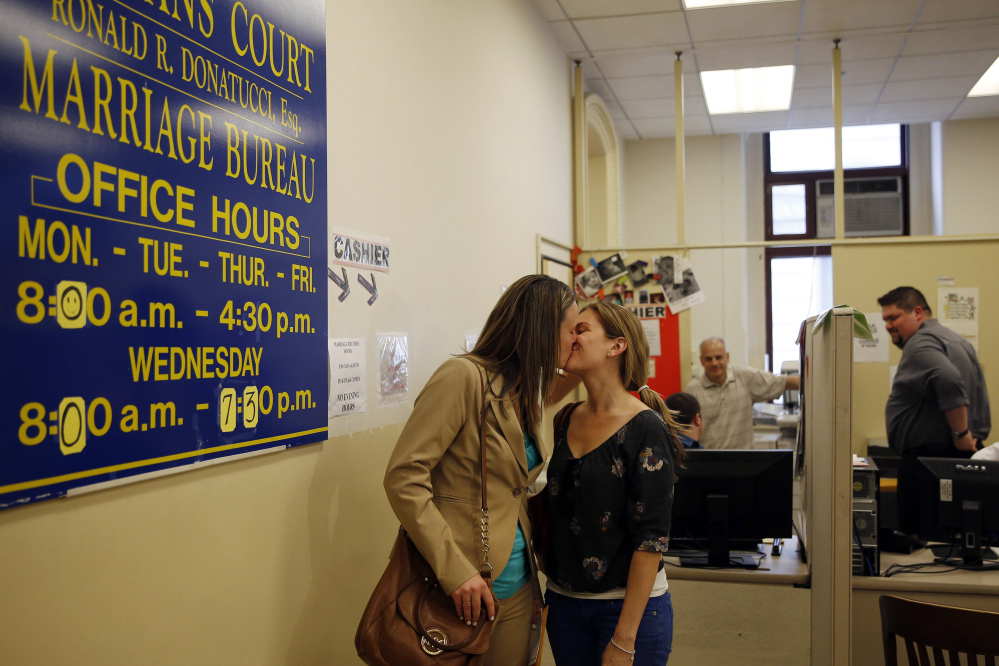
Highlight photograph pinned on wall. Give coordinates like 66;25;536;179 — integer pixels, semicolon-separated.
638;290;649;304
595;252;628;283
627;261;650;287
649;291;665;304
659;256;706;314
623;290;634;305
606;293;624;306
574;266;602;298
652;255;680;287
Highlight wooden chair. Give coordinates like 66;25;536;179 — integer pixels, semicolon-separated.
880;595;999;665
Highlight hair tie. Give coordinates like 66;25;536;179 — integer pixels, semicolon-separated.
637;385;650;392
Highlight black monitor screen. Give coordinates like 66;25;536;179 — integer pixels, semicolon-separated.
670;448;793;567
915;456;999;564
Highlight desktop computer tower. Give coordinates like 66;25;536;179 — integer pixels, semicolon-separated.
852;459;880;576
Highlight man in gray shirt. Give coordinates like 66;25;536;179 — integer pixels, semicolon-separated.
879;286;990;534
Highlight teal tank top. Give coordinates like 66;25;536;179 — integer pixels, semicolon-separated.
491;430;541;599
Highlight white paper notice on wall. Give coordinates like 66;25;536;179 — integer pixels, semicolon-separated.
641;319;662;357
853;312;889;363
938;287;979;352
329;339;367;418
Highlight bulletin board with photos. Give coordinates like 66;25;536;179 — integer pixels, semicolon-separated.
572;251;686;398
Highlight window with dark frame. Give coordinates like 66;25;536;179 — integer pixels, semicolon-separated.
763;125;910;373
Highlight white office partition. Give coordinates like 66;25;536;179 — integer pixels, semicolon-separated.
801;309;855;665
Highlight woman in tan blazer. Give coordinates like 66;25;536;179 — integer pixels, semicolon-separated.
384;275;578;666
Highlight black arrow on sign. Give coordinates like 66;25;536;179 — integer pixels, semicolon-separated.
327;267;350;302
357;272;378;306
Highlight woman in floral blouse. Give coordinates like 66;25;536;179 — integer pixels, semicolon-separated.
544;301;684;665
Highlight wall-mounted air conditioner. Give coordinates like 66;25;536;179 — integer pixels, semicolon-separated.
815;177;904;238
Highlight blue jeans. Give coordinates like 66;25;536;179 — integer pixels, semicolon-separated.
545;589;673;666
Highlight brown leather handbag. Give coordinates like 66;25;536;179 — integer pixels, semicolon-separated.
355;365;495;666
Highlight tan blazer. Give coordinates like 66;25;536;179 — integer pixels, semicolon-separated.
384;357;547;596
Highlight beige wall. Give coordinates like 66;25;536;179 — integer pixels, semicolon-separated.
0;1;574;664
940;118;999;235
833;240;999;453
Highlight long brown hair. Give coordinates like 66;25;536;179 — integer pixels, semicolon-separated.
466;275;575;436
581;301;687;468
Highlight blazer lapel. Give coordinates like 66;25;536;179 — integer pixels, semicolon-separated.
486;372;528;475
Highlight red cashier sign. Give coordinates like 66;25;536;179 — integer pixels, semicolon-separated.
627;305;681;397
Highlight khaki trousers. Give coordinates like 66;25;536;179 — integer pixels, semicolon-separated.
484;582;534;666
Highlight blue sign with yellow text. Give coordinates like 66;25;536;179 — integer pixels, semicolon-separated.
0;0;328;508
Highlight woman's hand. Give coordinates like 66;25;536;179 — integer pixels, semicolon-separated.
601;637;636;664
450;574;496;626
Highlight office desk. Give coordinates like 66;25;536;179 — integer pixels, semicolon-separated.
852;547;999;666
664;537;810;665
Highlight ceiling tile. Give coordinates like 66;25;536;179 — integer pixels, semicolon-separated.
796;59;894;88
693;43;797;72
586;78;613;101
801;0;922;34
603;98;627;121
879;76;980;103
792;83;884;109
709;110;791;133
608;75;674;100
891;51;999;81
870;99;962;123
572;14;690;53
621;96;709;118
616;123;641;141
557;0;683;20
549;21;588;57
904;26;999;57
622;98;676;119
788;105;873;129
631;117;675;137
631;114;713;138
593;53;680;79
530;0;567;22
685;3;801;44
797;34;906;65
915;0;999;25
949;95;999;119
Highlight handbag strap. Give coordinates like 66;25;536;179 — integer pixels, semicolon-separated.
472;361;492;580
551;401;582;451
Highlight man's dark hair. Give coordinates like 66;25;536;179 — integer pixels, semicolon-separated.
877;286;932;316
665;392;700;427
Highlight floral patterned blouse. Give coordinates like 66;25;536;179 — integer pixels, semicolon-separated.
547;403;676;594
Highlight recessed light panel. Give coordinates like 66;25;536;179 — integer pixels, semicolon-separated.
968;57;999;97
683;0;794;8
700;65;795;115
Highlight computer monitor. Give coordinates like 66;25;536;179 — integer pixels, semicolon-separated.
670;449;794;568
915;456;999;565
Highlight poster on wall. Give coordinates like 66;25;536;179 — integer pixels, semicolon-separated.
938;287;979;352
853;312;889;363
0;0;328;509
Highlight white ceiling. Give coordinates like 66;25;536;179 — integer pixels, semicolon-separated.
529;0;999;139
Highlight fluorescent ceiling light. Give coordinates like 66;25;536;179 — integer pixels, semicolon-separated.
683;0;794;8
700;65;795;115
968;57;999;97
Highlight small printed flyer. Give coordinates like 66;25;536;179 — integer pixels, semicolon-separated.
329;339;368;417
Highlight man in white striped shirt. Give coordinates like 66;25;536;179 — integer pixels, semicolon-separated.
684;337;799;449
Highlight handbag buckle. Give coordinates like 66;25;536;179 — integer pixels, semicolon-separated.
420;626;448;656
